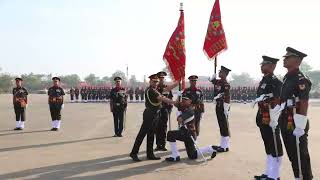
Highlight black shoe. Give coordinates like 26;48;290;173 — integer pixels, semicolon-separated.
51;128;58;131
14;127;22;131
212;146;229;153
129;153;141;162
211;151;217;159
147;156;161;160
113;134;118;137
254;174;268;179
165;156;180;162
118;134;123;137
155;146;167;151
266;178;280;180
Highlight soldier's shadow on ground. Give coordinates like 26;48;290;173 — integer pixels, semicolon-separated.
0;129;50;137
0;136;114;153
0;149;208;180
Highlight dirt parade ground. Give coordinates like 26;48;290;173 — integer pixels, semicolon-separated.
0;94;319;180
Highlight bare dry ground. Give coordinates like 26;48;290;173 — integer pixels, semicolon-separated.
0;94;319;180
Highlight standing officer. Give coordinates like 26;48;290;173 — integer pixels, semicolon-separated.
209;66;231;152
253;56;283;180
183;75;204;138
135;87;140;102
127;88;134;102
140;87;145;102
110;77;128;137
280;47;313;180
75;87;80;102
48;77;65;131
129;74;179;162
69;87;75;102
155;71;174;151
12;77;28;130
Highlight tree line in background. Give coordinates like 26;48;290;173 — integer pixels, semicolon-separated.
0;62;319;94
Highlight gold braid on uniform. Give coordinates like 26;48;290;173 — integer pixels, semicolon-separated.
147;89;161;107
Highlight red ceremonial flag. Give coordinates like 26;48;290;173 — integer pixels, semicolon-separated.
163;4;185;85
203;0;227;60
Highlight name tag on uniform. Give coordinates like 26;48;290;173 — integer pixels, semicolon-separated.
261;83;266;89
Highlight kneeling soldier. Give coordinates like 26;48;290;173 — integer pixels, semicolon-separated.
166;94;217;162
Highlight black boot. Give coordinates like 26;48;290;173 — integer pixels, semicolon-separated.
129;153;141;162
211;151;217;159
254;174;268;179
147;155;161;160
165;156;180;162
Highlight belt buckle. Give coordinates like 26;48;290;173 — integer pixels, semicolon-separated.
287;99;293;107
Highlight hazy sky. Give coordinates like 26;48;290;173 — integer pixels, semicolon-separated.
0;0;319;81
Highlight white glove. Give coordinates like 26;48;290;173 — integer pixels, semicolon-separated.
176;111;182;117
200;113;204;119
254;94;266;103
293;114;307;130
223;103;230;118
61;104;65;109
252;94;266;108
176;91;183;96
269;105;281;129
293;114;307;137
208;73;216;81
214;93;223;100
293;128;305;137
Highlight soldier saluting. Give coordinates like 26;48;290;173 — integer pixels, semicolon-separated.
48;77;65;131
253;56;283;180
12;77;28;130
130;74;179;162
209;66;231;152
182;75;204;138
280;47;313;180
155;71;174;151
110;77;128;137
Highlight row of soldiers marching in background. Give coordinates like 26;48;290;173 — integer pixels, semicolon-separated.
69;86;146;103
71;86;258;103
201;86;257;102
69;86;111;103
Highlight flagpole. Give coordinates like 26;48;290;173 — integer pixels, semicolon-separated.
214;57;217;74
179;2;183;102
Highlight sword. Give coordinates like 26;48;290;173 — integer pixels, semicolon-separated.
269;104;279;161
180;125;207;164
123;108;127;131
190;129;207;164
272;127;279;161
293;106;303;179
167;109;172;131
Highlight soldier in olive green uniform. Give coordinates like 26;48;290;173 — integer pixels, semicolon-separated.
129;74;179;162
48;77;65;131
12;77;28;130
110;77;128;137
